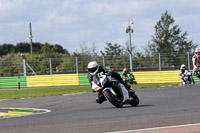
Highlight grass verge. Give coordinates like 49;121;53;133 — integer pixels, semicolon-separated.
0;83;177;100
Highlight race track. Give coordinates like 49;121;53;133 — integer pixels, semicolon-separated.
0;84;200;133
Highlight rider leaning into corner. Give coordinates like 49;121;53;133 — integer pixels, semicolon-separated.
87;61;131;104
192;47;200;78
179;64;188;81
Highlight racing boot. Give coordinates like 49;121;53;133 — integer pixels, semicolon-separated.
96;93;106;104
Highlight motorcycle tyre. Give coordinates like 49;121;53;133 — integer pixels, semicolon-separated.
129;92;139;107
103;89;123;108
190;78;195;84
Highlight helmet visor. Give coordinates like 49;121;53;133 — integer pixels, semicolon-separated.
88;67;97;73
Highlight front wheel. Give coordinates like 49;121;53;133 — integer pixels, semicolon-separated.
103;89;123;108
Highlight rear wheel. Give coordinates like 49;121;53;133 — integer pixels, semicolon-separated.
103;89;123;108
129;93;139;107
190;78;195;84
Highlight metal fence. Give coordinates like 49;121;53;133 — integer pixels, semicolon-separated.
0;52;194;77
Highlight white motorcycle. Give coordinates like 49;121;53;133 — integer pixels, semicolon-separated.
92;73;139;108
180;71;195;85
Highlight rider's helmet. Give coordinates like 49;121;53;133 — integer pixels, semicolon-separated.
123;68;127;73
180;64;186;70
195;47;200;57
87;61;99;75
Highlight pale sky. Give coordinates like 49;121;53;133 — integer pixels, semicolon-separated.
0;0;200;54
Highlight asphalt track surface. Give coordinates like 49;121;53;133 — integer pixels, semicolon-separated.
0;84;200;133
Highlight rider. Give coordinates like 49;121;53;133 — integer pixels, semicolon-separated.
179;64;188;81
87;61;131;104
192;47;200;78
122;68;130;84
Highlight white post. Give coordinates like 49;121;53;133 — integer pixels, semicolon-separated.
100;51;105;67
187;52;190;70
159;53;161;71
23;59;26;76
128;50;133;72
76;56;78;74
29;23;33;56
49;57;52;75
126;19;134;72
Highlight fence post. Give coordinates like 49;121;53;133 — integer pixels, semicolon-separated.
100;51;105;67
76;56;79;74
18;74;20;89
23;59;26;76
187;52;190;70
74;53;79;74
159;52;161;71
20;54;27;76
49;57;52;75
128;50;133;72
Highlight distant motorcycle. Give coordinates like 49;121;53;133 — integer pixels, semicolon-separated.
180;71;195;85
126;73;137;84
92;73;139;108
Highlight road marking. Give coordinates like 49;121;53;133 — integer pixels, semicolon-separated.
106;123;200;133
0;107;51;119
62;92;83;96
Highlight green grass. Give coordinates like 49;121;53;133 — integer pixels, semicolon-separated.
0;83;177;100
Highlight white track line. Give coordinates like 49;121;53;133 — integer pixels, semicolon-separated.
106;123;200;133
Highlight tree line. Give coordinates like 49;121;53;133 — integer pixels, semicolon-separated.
0;42;70;57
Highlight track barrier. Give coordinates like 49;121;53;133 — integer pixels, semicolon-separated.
0;70;199;88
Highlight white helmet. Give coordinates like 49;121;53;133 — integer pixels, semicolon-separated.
195;47;200;57
180;64;186;70
87;61;99;75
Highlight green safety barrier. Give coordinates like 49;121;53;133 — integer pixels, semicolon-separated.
78;73;90;85
0;76;26;88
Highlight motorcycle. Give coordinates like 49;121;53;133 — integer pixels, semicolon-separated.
92;73;139;108
180;71;195;85
126;73;137;84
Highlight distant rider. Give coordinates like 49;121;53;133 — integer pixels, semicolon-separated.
87;61;131;104
122;68;130;84
122;68;137;84
179;64;188;81
192;47;200;78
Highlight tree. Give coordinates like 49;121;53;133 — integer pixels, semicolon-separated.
52;44;65;53
15;42;30;53
104;43;122;57
40;43;53;53
0;43;15;56
32;42;43;53
79;41;90;55
122;40;136;56
148;11;197;54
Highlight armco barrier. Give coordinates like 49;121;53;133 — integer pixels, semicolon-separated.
78;73;90;85
26;74;79;87
0;76;26;88
78;70;182;85
0;70;199;89
133;71;180;83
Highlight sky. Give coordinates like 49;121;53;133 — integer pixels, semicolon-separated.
0;0;200;54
